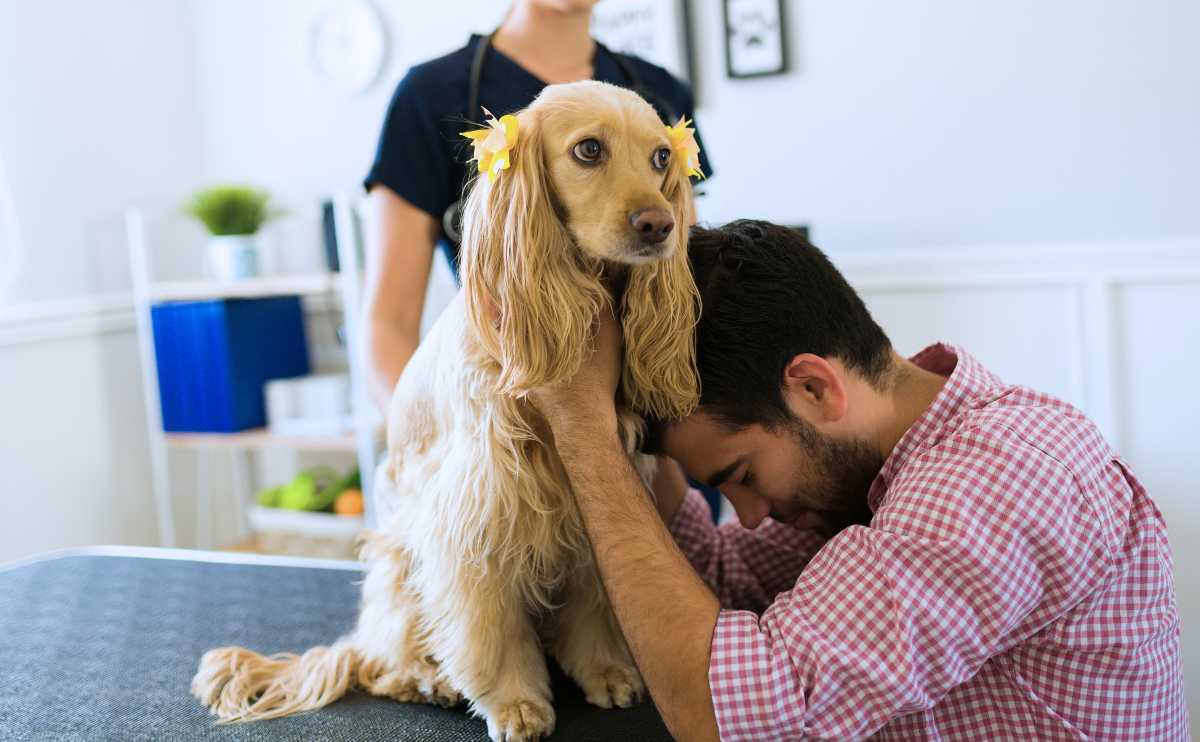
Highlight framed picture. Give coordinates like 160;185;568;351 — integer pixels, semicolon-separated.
723;0;788;79
591;0;697;96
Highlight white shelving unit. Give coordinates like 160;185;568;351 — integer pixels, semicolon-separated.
148;273;340;302
248;505;364;539
125;200;380;550
163;428;358;452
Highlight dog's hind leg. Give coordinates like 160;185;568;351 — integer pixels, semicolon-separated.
547;559;645;709
421;566;555;742
353;533;461;707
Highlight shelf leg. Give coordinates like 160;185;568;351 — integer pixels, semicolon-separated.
332;193;382;528
196;450;211;549
126;207;176;548
230;447;251;546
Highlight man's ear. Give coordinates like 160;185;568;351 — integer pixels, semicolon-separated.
782;354;849;424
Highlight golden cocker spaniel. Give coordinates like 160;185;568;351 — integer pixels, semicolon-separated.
192;80;700;742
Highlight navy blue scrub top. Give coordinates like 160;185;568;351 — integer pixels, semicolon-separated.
364;34;715;280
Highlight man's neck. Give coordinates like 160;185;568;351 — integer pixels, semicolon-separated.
493;4;595;84
873;353;949;461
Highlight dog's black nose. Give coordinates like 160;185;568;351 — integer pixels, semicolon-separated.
629;209;675;245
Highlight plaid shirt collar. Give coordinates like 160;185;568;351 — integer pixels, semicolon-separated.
867;342;1007;512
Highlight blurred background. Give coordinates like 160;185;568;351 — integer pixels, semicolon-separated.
0;0;1195;724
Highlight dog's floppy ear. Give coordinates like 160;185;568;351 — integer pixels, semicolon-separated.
459;110;607;397
621;164;700;420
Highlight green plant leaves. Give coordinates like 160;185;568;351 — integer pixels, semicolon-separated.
183;185;283;236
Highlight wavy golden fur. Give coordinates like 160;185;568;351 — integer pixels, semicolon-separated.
192;81;699;742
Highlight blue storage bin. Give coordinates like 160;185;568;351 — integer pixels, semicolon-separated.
151;297;311;433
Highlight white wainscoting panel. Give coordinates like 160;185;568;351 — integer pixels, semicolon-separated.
0;328;158;561
861;285;1083;408
1112;280;1200;716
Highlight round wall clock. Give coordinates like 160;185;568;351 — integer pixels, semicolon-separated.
309;0;387;96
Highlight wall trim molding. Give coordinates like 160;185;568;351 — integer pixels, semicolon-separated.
836;237;1200;452
0;290;342;349
0;237;1195;349
0;293;135;348
833;237;1200;290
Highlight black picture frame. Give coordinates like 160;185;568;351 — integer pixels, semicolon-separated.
679;0;698;97
723;0;789;79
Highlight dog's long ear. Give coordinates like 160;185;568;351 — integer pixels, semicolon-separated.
621;164;700;420
460;111;607;397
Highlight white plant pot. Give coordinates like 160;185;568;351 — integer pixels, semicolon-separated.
207;234;261;281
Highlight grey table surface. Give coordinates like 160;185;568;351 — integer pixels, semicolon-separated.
0;548;673;742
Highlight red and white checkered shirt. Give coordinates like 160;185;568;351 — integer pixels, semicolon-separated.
670;343;1189;741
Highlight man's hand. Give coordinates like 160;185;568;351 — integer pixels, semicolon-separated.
530;305;623;432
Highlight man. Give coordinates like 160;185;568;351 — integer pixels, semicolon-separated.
532;221;1189;741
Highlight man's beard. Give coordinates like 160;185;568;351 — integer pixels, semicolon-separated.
774;417;883;538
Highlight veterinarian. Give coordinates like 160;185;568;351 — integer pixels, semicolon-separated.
532;220;1189;741
362;0;714;410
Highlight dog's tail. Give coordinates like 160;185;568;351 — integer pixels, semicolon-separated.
191;639;359;722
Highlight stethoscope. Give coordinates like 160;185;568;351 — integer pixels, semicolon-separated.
442;32;681;247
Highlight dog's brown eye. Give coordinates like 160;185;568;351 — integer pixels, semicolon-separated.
653;147;672;171
573;138;603;164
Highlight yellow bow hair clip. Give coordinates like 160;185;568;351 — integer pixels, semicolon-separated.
462;108;519;182
665;116;704;179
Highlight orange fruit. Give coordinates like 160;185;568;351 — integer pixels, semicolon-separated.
334;488;364;516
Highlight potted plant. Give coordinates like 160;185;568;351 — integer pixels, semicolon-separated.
184;185;281;281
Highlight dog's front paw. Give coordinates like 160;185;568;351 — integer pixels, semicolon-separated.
485;698;555;742
578;664;644;709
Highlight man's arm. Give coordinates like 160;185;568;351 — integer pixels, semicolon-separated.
554;417;721;742
534;310;720;741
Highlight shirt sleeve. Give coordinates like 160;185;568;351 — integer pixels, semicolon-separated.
706;427;1113;741
364;68;457;219
668;489;825;613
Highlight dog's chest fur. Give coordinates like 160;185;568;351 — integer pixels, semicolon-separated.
381;297;654;614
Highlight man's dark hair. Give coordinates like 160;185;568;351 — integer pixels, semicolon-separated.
684;219;893;430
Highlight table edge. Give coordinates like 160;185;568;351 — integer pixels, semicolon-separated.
0;545;365;574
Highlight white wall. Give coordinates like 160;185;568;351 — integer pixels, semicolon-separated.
2;0;1197;298
4;0;1195;297
0;299;158;559
190;0;508;210
184;0;1200;252
695;0;1200;247
0;0;206;305
0;0;206;560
